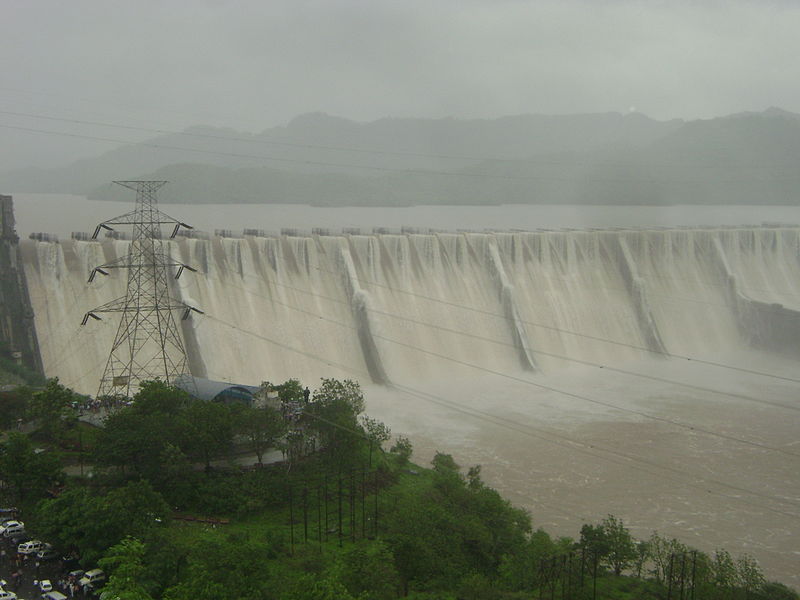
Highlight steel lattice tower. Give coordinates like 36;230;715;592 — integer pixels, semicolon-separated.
82;181;201;398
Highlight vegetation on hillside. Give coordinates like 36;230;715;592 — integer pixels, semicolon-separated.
0;377;795;599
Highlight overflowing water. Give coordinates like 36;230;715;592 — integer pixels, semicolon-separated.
21;223;800;586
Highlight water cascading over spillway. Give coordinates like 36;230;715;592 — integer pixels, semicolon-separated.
20;226;800;395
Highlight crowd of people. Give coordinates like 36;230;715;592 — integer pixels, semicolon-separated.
0;535;88;598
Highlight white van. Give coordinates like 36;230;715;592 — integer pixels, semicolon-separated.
17;539;43;554
43;593;68;600
0;521;24;536
78;569;105;588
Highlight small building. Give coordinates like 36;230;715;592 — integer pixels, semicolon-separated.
173;375;264;407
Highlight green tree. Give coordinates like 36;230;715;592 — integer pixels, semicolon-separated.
34;486;94;555
431;452;459;474
737;553;765;597
0;431;62;503
0;385;31;429
154;443;193;501
757;581;799;600
712;548;738;592
632;539;650;578
184;400;234;471
457;573;496;600
36;481;169;565
163;534;277;600
384;453;530;592
360;415;391;447
234;404;286;465
281;575;359;600
131;380;190;416
578;515;636;576
466;465;483;491
579;523;610;565
307;379;366;469
648;532;688;583
98;537;155;600
93;381;193;481
601;515;637;576
312;379;364;414
390;436;413;465
498;528;563;592
360;415;390;467
329;541;401;599
26;378;79;443
266;378;306;404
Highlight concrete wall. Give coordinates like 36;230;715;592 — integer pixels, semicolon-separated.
0;195;44;377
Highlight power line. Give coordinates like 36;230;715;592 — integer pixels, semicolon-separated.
32;234;797;446
170;232;800;386
149;230;800;351
179;267;800;457
182;263;800;414
194;311;800;521
373;329;800;458
303;259;800;385
390;383;800;519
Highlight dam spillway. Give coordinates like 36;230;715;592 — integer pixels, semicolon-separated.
19;223;800;585
21;225;800;395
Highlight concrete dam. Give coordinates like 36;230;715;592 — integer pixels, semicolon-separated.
21;225;800;395
17;223;800;585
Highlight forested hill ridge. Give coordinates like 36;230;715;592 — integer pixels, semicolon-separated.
3;108;800;206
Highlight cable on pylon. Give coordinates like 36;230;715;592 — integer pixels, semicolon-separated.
81;180;202;398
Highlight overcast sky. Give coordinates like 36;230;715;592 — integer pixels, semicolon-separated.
2;0;800;168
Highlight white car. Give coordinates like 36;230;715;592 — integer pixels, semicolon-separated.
17;539;44;554
37;547;58;561
38;580;53;593
0;521;23;536
78;569;105;589
0;590;17;600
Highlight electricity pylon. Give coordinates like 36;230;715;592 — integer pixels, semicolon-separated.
82;181;202;398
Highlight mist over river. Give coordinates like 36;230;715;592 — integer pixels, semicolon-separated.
13;193;800;586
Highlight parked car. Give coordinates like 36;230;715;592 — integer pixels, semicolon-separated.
37;547;58;561
17;539;44;554
38;580;53;594
0;590;16;600
0;521;23;536
43;593;67;600
78;569;105;589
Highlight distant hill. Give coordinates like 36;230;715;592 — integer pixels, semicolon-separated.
3;109;799;205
